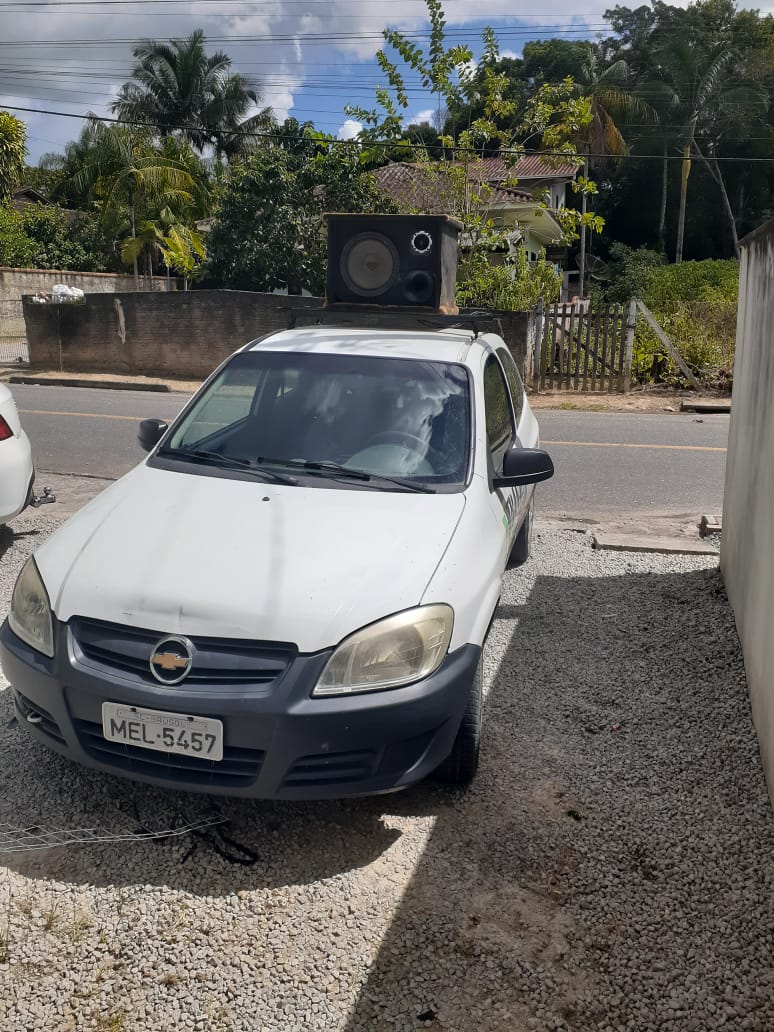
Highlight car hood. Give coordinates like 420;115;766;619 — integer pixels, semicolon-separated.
36;464;466;652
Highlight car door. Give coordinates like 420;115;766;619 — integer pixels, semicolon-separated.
496;346;532;527
482;352;519;557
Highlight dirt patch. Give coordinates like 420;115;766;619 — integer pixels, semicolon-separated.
527;388;730;413
1;370;201;394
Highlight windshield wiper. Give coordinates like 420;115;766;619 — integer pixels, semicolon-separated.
256;456;434;493
160;448;297;486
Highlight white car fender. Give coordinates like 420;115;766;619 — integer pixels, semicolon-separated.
421;474;506;652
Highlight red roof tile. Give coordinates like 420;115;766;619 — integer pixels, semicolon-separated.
372;162;534;211
472;155;580;181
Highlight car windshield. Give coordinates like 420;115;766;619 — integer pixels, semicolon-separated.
163;350;472;488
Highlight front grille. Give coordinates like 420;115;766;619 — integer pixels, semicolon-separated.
74;719;264;787
70;617;295;691
282;750;377;788
15;691;66;744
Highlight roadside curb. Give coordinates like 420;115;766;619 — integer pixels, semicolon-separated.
7;375;172;392
592;531;719;556
679;399;731;414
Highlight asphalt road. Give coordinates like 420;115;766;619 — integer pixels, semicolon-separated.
10;383;729;519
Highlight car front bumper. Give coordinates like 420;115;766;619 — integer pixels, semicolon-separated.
0;618;479;799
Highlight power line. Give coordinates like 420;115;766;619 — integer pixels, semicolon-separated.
5;102;774;162
0;26;613;46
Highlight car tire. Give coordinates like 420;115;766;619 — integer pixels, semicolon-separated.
508;495;534;567
435;651;483;787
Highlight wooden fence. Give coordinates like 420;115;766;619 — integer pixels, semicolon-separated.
533;299;637;392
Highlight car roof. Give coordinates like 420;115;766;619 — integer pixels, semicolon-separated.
247;325;497;365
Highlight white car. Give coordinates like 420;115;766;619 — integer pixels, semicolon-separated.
0;382;34;525
1;324;553;798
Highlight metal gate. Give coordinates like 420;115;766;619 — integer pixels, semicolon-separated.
534;299;636;392
0;299;29;365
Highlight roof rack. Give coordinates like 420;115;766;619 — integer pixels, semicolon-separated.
282;304;504;340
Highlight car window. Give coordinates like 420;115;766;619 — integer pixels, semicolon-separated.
165;351;472;487
171;364;262;449
496;347;525;427
483;354;514;453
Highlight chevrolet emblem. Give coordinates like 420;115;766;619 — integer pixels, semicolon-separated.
149;636;194;685
152;652;189;672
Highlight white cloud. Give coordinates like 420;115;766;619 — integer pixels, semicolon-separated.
500;50;522;61
409;109;435;127
337;119;363;141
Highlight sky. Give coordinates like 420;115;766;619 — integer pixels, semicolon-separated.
0;0;767;164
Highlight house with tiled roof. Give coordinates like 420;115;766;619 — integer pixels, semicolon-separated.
372;155;578;274
470;155;580;211
12;187;82;225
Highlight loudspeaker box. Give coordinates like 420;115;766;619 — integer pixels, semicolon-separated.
325;213;462;314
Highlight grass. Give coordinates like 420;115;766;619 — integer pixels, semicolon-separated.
558;400;607;412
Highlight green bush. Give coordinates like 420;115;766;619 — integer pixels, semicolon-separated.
0;203;114;272
457;249;561;311
605;243;666;303
0;206;35;266
605;244;738;389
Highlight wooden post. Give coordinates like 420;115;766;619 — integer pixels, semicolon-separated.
570;303;580;391
622;298;637;393
610;304;624;393
636;300;702;393
533;298;544;392
581;305;592;391
599;305;611;392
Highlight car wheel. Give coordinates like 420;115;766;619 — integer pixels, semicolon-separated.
508;495;534;567
435;651;483;787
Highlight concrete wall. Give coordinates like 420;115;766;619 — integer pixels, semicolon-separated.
721;218;774;804
1;266;176;338
21;289;534;381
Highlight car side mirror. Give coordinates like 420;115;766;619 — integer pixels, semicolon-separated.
138;418;168;452
494;447;554;488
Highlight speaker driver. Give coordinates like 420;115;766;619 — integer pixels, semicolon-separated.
340;233;400;296
403;269;434;305
411;230;433;255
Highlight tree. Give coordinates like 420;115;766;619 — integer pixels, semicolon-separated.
651;40;743;262
68;119;203;285
159;222;206;289
0;203;113;271
206;139;394;295
574;45;655;161
347;8;598;230
111;29;273;161
0;111;27;200
521;39;590;87
600;0;773;258
0;207;35;266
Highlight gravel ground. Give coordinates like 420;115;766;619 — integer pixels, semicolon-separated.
0;511;772;1032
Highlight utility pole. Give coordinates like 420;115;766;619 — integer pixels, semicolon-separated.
578;147;589;299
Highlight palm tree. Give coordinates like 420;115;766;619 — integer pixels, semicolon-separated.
111;29;274;159
649;41;739;263
575;45;656;160
0;110;27;200
572;46;656;293
69;119;202;286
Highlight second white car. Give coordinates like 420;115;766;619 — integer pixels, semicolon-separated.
0;382;34;526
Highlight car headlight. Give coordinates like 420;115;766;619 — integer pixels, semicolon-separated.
9;558;54;658
314;604;453;697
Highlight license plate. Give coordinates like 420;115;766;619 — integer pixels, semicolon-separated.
101;703;223;761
